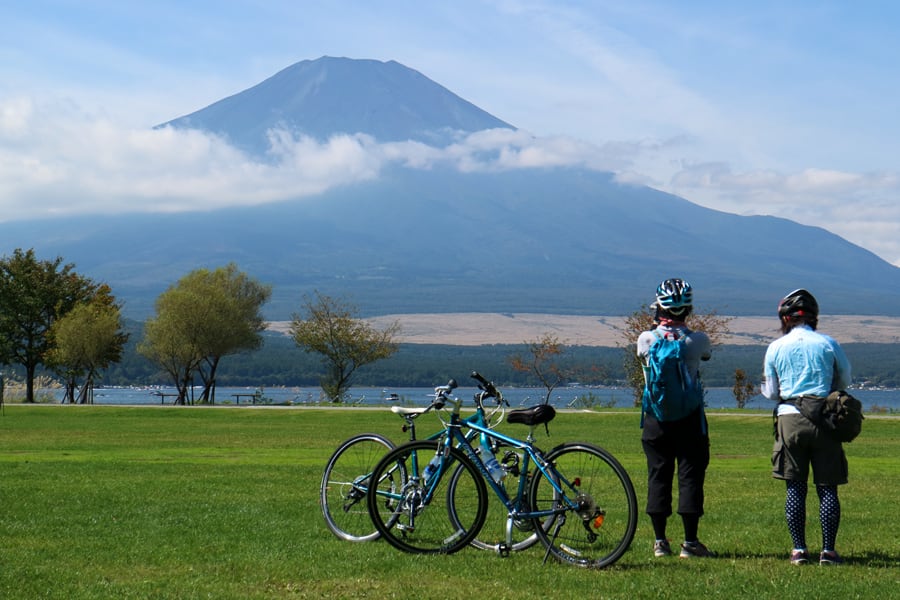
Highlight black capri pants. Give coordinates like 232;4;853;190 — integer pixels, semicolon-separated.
641;408;710;516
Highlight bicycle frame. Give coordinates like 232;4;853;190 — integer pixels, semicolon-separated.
417;396;569;527
322;381;506;544
366;389;502;503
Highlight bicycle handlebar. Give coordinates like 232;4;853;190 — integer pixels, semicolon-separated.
425;373;508;413
430;379;458;410
470;371;507;407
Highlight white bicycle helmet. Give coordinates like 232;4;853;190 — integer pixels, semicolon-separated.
655;278;693;316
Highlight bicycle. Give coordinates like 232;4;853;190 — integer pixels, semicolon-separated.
366;372;638;568
320;383;455;542
321;380;540;552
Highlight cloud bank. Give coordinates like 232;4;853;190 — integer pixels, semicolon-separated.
2;95;899;267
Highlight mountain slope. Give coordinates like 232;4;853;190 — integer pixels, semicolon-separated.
3;165;898;318
2;56;898;319
158;56;514;154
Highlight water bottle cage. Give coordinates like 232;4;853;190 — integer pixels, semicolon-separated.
501;450;520;477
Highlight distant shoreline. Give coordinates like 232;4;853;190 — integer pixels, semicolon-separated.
267;313;900;347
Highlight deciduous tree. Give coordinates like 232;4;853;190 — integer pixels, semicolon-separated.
0;248;98;402
138;312;201;405
290;292;399;402
48;285;128;404
138;264;271;404
509;333;570;404
732;368;758;409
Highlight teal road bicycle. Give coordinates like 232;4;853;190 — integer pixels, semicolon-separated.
320;380;542;552
366;372;638;568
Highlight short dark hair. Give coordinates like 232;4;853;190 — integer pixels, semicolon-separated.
780;313;817;334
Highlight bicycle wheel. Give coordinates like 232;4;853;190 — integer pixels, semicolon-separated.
367;440;488;554
451;442;544;554
320;433;396;542
529;442;637;568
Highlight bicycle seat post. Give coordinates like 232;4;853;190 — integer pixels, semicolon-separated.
403;413;417;441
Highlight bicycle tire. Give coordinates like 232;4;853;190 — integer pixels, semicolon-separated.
367;440;488;554
448;441;545;554
320;433;396;542
529;442;637;568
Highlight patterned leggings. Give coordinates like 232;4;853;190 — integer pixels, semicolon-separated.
785;481;841;551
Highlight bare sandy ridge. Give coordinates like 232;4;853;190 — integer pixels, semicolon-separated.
269;313;900;346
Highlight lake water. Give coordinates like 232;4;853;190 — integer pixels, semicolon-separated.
49;385;900;412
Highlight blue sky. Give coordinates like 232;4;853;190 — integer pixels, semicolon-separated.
2;0;899;266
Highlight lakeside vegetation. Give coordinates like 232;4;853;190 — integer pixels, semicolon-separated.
95;327;900;389
2;406;897;599
5;316;899;401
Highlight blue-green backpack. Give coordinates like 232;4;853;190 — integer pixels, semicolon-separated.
641;329;704;427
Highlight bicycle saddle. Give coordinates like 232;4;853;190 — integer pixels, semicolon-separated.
507;404;556;426
390;406;429;416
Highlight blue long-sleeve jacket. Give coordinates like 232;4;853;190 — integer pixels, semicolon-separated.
761;324;851;415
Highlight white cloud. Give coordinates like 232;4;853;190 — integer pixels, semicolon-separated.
2;94;899;268
667;161;900;267
0;97;386;218
0;97;621;220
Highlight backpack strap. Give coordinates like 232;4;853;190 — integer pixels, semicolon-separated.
639;329;664;429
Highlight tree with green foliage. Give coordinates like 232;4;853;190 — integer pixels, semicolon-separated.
618;304;732;405
138;264;271;404
139;313;200;405
0;248;98;402
290;292;400;402
47;285;128;403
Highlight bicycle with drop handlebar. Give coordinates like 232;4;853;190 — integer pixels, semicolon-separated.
365;371;638;568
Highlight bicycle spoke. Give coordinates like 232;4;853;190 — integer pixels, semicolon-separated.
367;440;488;554
320;434;395;542
462;445;545;554
529;443;637;568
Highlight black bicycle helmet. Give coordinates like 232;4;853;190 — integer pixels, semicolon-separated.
778;288;819;318
655;278;693;316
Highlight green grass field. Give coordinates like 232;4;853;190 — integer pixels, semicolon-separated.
1;405;897;599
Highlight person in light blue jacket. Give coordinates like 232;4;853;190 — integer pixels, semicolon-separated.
761;289;852;566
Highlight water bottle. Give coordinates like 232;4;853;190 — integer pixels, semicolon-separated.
480;439;505;483
423;454;441;480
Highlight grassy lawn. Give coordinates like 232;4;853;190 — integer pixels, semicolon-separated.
1;405;897;599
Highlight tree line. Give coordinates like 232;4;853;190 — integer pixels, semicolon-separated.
0;250;405;404
50;333;900;397
2;248;897;405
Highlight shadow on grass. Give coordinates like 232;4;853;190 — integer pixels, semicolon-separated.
840;550;898;568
